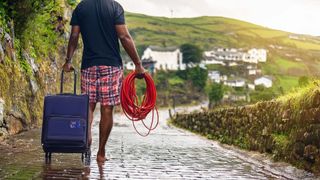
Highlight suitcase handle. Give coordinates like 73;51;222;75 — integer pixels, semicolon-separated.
60;69;77;95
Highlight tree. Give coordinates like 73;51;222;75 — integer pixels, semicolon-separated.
187;66;208;90
208;83;224;108
180;43;202;65
136;44;148;57
299;76;309;87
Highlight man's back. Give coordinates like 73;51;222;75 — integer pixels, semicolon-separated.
70;0;125;69
65;0;145;163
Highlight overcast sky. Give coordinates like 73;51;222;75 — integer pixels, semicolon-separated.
116;0;320;36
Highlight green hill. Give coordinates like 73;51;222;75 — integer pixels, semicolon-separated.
125;12;320;93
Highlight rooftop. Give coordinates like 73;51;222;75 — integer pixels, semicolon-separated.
148;46;179;52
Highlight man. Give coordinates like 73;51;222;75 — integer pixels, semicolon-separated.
63;0;145;163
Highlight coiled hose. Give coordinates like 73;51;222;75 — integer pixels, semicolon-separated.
120;71;159;137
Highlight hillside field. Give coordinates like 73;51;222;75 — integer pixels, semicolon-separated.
125;12;320;93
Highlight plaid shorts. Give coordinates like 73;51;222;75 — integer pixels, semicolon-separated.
81;66;123;106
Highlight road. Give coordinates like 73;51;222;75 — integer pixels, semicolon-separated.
0;105;317;179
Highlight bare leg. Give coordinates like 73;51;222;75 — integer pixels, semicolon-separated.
88;103;96;147
97;105;114;162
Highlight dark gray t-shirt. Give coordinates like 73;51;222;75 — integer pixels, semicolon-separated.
70;0;125;69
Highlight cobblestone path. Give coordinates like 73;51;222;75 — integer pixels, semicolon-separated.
0;106;317;179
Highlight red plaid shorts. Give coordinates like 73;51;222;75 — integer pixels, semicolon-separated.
81;66;123;106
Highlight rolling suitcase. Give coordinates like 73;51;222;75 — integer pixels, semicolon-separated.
41;70;90;163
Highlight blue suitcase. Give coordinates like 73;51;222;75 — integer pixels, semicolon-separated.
41;70;90;163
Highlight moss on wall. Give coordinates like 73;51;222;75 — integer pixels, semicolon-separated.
0;0;78;139
172;82;320;174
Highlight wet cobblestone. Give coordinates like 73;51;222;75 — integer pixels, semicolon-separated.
85;107;316;179
0;106;317;179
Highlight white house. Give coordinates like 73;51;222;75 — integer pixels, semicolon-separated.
248;83;256;90
254;76;273;88
203;58;226;65
247;48;267;63
248;69;257;75
223;93;247;102
141;46;185;71
203;48;267;65
125;61;135;70
224;79;246;88
208;71;221;83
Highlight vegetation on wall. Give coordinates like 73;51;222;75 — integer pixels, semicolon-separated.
172;82;320;174
0;0;76;140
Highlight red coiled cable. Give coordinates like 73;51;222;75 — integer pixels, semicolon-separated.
120;71;159;137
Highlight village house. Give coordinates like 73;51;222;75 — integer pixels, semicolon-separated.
248;83;256;90
247;48;267;63
208;71;228;83
223;93;247;102
254;76;273;88
248;69;257;75
208;71;221;83
224;78;246;88
125;61;135;70
203;48;267;65
125;57;157;75
140;46;185;71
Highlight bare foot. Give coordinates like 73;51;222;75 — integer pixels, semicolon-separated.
97;149;108;163
96;155;108;163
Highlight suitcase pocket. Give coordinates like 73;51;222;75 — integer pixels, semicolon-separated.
45;116;87;143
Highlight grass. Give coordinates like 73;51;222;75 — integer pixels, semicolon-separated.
125;12;320;50
125;12;320;95
275;75;300;93
124;12;320;104
262;56;308;76
251;29;288;38
125;12;320;92
283;39;320;50
168;76;184;86
277;81;315;101
272;133;289;148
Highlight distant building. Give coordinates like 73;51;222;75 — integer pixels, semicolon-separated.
223;93;247;102
224;79;246;88
228;62;239;67
208;71;221;83
248;83;256;90
254;76;273;88
141;57;157;74
142;46;185;71
125;61;135;70
124;57;157;74
248;69;257;75
203;58;226;65
246;64;258;76
246;48;267;63
203;48;267;65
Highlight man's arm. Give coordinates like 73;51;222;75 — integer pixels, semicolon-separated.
63;25;80;72
115;24;145;74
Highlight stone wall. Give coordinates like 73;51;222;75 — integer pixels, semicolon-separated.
172;86;320;174
0;0;80;140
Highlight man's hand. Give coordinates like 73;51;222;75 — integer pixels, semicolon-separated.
62;62;74;72
135;64;146;79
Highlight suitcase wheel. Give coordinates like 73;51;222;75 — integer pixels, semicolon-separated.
82;149;91;166
45;152;52;164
